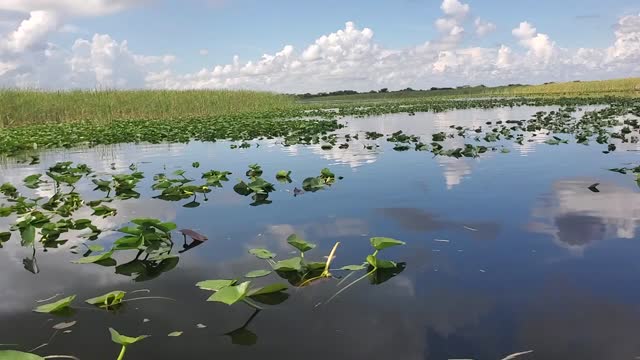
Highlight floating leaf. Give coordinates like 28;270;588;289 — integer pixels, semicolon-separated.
370;237;406;251
0;351;44;360
248;283;288;296
72;251;114;264
196;279;236;291
286;234;316;253
192;162;200;168
85;291;126;308
109;328;148;346
20;225;35;247
53;321;76;330
366;255;397;269
207;281;250;305
248;248;275;259
87;244;105;252
33;295;75;313
244;270;272;278
339;264;367;271
275;170;291;179
168;331;183;337
272;257;302;272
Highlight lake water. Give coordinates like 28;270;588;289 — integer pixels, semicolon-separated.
1;105;639;360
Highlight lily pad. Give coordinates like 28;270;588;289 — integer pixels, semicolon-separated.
72;251;114;264
207;281;250;305
248;283;288;296
85;291;126;308
272;257;302;272
33;295;76;313
196;279;236;291
286;234;316;252
370;237;406;251
109;328;148;346
339;264;367;271
248;248;275;259
244;270;272;278
0;351;44;360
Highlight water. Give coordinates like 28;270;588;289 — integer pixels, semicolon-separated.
1;106;639;360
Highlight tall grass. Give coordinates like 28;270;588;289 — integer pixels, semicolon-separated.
0;89;296;127
300;77;640;103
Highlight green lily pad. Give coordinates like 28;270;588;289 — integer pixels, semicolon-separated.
85;291;126;308
272;257;302;272
248;248;275;259
244;270;272;278
196;279;236;291
72;251;114;264
207;281;250;305
286;234;316;252
0;350;44;360
370;237;406;251
339;264;367;271
109;328;148;346
33;295;76;313
248;283;288;296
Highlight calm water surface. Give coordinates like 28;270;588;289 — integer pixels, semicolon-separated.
1;106;639;360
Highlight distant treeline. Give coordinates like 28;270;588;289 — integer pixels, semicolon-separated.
296;84;528;99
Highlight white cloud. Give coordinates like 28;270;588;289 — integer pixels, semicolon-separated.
0;0;149;17
0;2;639;92
199;49;209;56
474;17;496;37
440;0;470;18
512;21;555;61
2;10;58;53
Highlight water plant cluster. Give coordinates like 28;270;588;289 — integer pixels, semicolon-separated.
0;161;342;253
0;233;407;359
1;97;637;157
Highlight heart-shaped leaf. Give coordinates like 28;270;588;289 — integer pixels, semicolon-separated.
272;257;302;272
109;328;148;346
370;237;406;251
286;234;316;253
207;281;250;305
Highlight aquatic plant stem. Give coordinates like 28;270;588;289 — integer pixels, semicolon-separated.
116;345;127;360
326;268;376;304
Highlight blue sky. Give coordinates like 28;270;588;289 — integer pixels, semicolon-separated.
60;0;637;73
0;0;639;91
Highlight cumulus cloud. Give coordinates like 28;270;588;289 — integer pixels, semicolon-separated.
2;10;58;53
512;21;555;61
0;1;639;91
474;17;496;36
440;0;470;18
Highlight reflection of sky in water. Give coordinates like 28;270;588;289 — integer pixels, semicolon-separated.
0;106;639;359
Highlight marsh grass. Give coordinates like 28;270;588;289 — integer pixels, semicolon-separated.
300;77;640;103
0;89;296;126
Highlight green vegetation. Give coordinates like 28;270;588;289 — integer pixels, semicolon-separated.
299;77;640;103
0;89;295;126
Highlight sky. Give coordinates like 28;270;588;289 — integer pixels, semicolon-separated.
0;0;639;92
